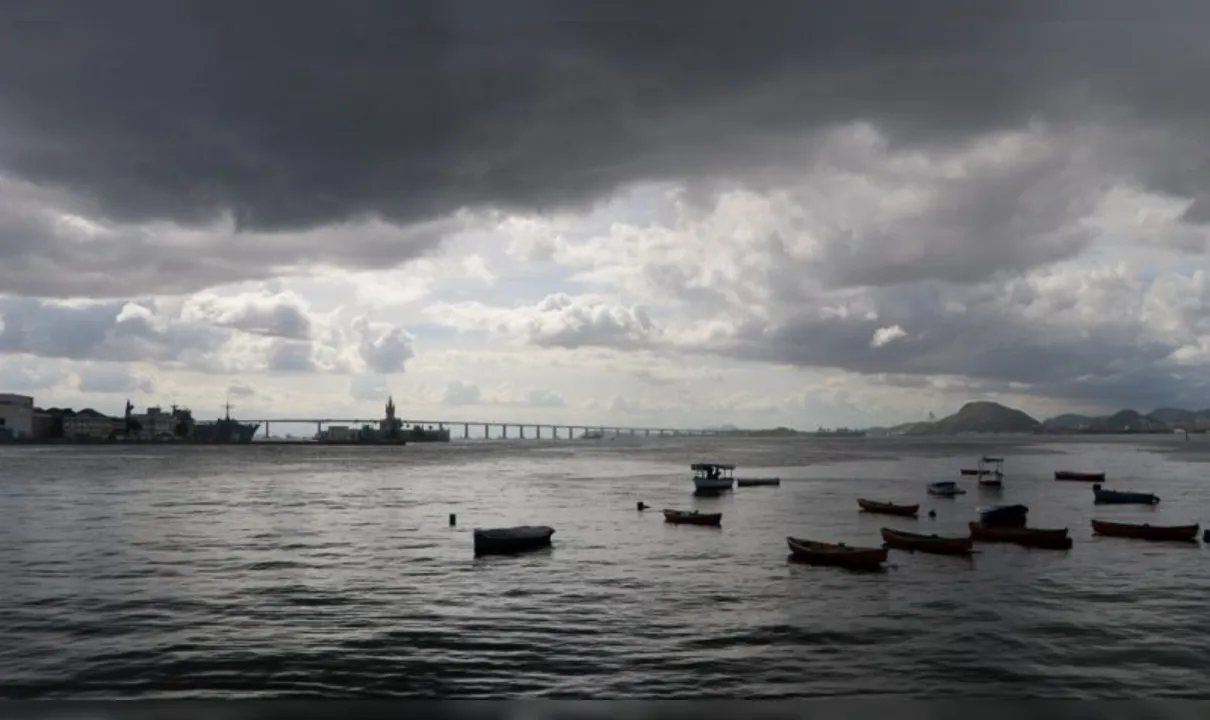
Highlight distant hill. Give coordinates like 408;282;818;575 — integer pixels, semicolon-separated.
1037;406;1209;434
901;401;1040;435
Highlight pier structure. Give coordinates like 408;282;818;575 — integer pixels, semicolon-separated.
241;417;719;441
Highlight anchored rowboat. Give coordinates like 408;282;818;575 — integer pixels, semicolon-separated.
736;477;781;487
978;504;1029;528
473;526;555;556
857;499;920;517
880;528;974;555
1055;470;1106;482
1091;484;1160;505
928;481;966;497
1091;519;1198;542
663;509;722;526
968;522;1072;549
786;537;888;569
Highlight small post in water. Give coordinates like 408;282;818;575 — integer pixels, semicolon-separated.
449;513;456;527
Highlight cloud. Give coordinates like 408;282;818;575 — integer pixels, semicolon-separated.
430;293;659;350
3;3;1210;297
74;363;158;395
442;380;566;409
870;325;908;349
6;3;1210;421
0;289;412;376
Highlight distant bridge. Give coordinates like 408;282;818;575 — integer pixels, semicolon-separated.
241;418;722;440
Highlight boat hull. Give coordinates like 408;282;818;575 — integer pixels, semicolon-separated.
857;499;919;517
959;468;982;476
978;504;1029;528
663;510;722;526
1091;520;1198;542
880;528;974;555
1092;487;1160;505
787;537;887;569
693;477;734;491
736;478;781;487
472;526;555;556
978;477;1003;487
1055;471;1106;482
928;485;966;497
969;522;1072;549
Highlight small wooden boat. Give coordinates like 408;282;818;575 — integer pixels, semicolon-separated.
663;509;722;526
857;498;919;517
1055;470;1106;482
1092;484;1159;505
1091;519;1198;542
736;477;781;487
968;522;1072;549
880;528;974;555
786;537;887;569
473;526;555;556
928;481;966;497
978;504;1029;528
691;463;735;491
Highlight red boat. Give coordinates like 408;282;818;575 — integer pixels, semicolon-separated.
1091;519;1199;542
663;509;722;526
968;522;1073;549
857;499;919;517
786;537;888;569
1055;470;1106;482
880;528;974;555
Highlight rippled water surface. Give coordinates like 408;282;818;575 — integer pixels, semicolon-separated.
1;435;1208;698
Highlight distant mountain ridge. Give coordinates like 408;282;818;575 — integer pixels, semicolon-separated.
866;401;1210;436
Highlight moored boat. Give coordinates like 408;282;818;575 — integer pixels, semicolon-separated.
968;522;1072;549
736;477;781;487
472;526;555;556
959;468;983;476
978;475;1003;487
978;504;1029;528
857;498;919;517
928;481;966;497
1092;484;1160;505
1055;470;1106;482
663;509;723;526
1091;519;1198;542
880;528;974;555
691;463;735;491
786;537;888;569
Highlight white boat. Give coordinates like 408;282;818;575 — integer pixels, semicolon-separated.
692;462;735;491
928;480;966;497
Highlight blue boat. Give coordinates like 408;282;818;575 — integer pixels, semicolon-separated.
978;504;1028;527
928;481;965;497
1092;483;1159;505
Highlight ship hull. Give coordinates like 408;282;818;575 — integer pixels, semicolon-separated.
192;421;260;444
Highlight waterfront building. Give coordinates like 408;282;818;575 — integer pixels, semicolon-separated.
0;393;35;439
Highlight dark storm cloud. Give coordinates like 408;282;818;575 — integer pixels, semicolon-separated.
711;279;1209;411
1;0;1207;238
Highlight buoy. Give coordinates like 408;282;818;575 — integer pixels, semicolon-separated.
928;510;936;519
636;501;648;511
449;513;457;526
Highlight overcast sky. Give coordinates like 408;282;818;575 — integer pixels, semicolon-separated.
2;1;1210;429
